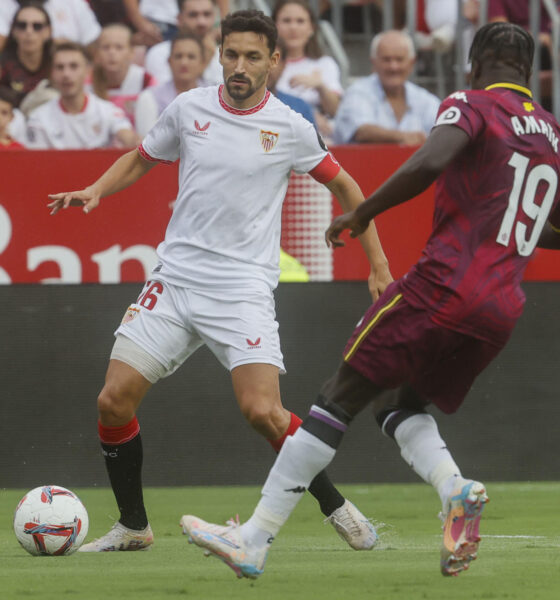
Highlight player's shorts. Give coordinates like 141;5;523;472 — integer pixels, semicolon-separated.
113;279;285;380
343;280;505;414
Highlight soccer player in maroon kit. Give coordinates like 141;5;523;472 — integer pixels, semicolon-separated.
183;22;560;578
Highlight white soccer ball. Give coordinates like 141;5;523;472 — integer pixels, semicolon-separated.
13;485;89;556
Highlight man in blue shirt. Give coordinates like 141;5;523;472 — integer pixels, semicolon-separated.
334;30;440;145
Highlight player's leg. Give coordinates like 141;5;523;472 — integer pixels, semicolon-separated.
180;286;376;551
373;331;503;575
79;352;158;552
230;362;375;546
184;361;381;577
81;280;201;552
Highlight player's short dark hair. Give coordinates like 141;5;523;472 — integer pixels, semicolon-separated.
52;41;91;63
469;22;534;79
0;86;17;109
221;10;277;55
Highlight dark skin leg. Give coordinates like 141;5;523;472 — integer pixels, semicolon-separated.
319;362;427;423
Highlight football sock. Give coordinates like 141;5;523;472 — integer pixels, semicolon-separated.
391;413;463;510
267;411;345;516
242;404;347;544
98;417;149;531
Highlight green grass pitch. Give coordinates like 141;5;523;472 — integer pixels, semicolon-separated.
2;483;559;600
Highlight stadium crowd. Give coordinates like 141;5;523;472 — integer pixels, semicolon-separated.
0;0;555;151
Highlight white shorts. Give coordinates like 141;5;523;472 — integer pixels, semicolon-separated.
113;279;285;380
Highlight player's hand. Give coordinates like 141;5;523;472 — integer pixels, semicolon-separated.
367;263;393;302
47;188;100;215
325;211;369;248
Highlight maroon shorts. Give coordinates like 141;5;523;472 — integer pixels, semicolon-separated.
343;281;505;414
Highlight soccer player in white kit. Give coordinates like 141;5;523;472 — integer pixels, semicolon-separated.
47;10;393;553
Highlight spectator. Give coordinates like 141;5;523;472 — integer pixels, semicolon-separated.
272;0;343;137
135;32;204;137
0;86;25;148
145;0;222;86
0;0;102;53
267;39;316;126
333;30;440;145
0;2;52;108
26;42;137;149
122;0;178;46
91;24;155;126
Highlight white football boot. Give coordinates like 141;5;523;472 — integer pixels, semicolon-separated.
181;514;269;579
325;499;378;550
78;522;153;552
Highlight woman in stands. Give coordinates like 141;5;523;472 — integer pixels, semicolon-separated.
0;1;53;108
134;32;204;137
272;0;342;136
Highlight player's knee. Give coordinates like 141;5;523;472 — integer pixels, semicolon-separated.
97;385;136;426
241;401;285;438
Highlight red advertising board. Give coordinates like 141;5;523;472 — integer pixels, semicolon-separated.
1;147;559;283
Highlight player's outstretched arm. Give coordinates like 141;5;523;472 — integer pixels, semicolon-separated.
325;167;393;300
48;148;156;215
326;125;470;248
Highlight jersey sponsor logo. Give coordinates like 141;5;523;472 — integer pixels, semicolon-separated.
435;106;461;127
194;120;210;132
191;120;211;137
260;129;279;152
246;337;261;348
449;91;468;103
523;102;535;113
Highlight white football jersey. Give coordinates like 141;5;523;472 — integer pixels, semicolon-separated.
26;94;132;149
140;85;339;290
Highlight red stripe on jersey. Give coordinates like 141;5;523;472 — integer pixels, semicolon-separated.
308;153;341;184
137;143;174;165
218;84;271;115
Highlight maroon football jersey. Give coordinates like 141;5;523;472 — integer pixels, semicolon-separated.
401;85;560;345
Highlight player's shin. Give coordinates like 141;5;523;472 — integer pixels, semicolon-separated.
268;410;345;516
98;417;149;530
242;402;348;545
380;410;463;508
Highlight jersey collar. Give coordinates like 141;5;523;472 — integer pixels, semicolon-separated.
485;82;532;99
218;84;270;116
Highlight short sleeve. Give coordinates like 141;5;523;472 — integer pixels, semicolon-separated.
290;113;327;173
140;96;181;163
433;91;485;139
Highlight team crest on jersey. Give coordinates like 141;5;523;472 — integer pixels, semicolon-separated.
523;102;535;113
260;130;279;152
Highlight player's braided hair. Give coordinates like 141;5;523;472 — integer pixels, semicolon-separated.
469;22;534;79
221;10;278;55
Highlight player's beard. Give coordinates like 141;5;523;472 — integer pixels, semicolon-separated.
225;72;266;101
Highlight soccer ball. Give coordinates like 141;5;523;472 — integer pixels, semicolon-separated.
13;485;89;556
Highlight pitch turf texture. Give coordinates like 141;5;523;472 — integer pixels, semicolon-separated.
1;483;559;600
